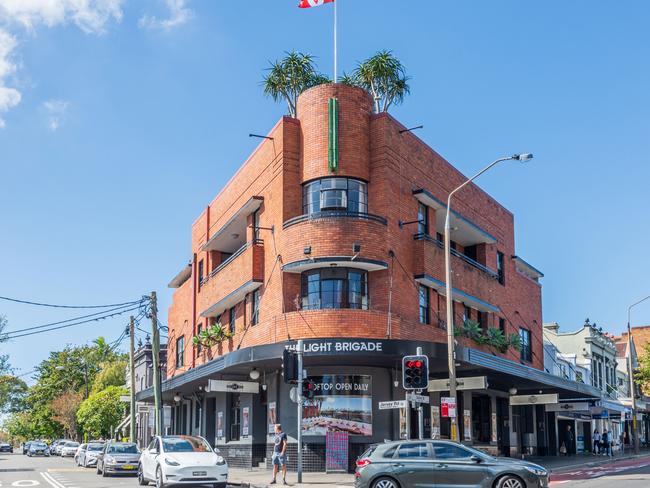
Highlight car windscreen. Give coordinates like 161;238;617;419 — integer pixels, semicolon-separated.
65;442;79;447
33;443;48;448
107;444;138;454
87;444;104;451
162;437;212;453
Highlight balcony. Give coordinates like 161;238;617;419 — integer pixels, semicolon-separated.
198;240;264;318
283;210;387;229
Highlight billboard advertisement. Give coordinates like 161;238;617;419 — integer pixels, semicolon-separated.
302;375;372;436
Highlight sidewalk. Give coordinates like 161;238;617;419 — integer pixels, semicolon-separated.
530;449;650;474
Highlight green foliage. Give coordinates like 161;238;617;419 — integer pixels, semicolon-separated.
91;360;127;394
484;328;508;353
51;390;84;439
76;386;127;439
634;343;650;393
508;333;523;352
461;319;485;343
0;375;28;414
342;50;410;113
262;51;331;117
192;323;233;349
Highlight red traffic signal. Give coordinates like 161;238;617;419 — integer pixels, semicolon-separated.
402;354;429;390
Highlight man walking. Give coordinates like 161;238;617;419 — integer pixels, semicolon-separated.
271;424;288;485
564;425;574;456
602;429;611;457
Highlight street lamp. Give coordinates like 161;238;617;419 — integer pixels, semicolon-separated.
444;153;533;441
627;294;650;454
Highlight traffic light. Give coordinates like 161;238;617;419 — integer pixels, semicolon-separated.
402;355;429;390
302;379;316;400
282;349;298;384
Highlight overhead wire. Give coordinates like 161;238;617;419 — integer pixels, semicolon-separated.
0;295;146;309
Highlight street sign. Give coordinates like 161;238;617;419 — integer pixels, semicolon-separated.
208;379;259;394
441;396;457;418
428;376;488;392
509;393;558;406
138;405;150;413
546;402;590;412
406;393;430;404
379;400;407;410
290;386;299;403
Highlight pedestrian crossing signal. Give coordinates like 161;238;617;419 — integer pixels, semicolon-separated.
402;355;429;390
302;379;316;400
282;349;298;384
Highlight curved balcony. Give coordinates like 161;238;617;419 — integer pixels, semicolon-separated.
283;210;387;229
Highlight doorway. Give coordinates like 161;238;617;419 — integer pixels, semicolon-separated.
546;412;558;456
205;398;216;446
496;397;510;456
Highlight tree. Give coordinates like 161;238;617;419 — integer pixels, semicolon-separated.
91;360;127;394
341;50;410;113
262;51;330;117
51;391;83;439
0;315;11;375
635;343;650;394
77;386;127;439
0;375;28;413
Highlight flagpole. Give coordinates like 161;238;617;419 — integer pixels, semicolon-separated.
333;0;337;82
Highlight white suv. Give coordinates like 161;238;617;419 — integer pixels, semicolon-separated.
138;435;227;488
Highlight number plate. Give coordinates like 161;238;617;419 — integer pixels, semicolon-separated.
123;465;136;470
192;471;207;476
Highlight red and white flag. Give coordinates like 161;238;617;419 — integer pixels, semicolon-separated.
298;0;334;8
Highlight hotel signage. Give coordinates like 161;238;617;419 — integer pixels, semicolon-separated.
546;402;590;412
208;379;259;394
510;393;558;406
285;339;384;354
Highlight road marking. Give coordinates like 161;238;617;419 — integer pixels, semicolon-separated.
39;473;64;488
11;482;40;487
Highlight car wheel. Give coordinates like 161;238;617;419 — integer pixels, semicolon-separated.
372;477;400;488
155;466;165;488
496;475;525;488
138;464;149;486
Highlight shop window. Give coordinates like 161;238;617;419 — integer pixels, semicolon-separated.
418;285;430;324
302;177;368;215
301;268;368;310
519;328;532;362
471;395;491;443
175;336;185;368
417;202;429;235
229;394;241;442
497;251;505;285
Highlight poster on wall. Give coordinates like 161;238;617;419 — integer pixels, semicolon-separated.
491;412;498;443
399;406;408;439
430;406;440;439
217;411;224;439
463;409;472;441
268;402;277;433
302;375;372;436
441;397;456;418
242;407;250;437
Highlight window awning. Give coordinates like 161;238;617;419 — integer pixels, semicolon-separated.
282;256;388;273
168;263;192;288
412;189;497;246
512;255;544;281
199;279;263;318
201;196;263;254
414;273;500;313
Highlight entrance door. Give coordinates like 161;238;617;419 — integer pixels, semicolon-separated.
546;412;558;456
496;398;510;456
205;398;216;446
536;405;547;456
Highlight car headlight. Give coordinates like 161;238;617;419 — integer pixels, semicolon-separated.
215;455;226;465
105;456;116;464
165;458;180;466
524;466;547;477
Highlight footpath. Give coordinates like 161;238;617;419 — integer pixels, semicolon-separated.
228;449;650;488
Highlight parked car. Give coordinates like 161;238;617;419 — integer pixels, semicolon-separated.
60;441;80;457
22;441;32;455
54;440;73;456
0;442;13;453
138;435;227;488
78;442;104;468
354;440;549;488
74;444;88;465
96;441;140;477
28;441;50;457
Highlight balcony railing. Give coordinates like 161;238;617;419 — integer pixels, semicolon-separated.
202;239;263;285
283;211;387;229
414;233;499;280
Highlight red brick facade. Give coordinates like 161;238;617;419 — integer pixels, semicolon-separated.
166;84;543;377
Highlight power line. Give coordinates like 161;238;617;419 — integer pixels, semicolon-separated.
5;305;142;339
0;295;146;309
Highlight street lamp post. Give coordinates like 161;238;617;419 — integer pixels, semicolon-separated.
444;153;533;442
627;294;650;455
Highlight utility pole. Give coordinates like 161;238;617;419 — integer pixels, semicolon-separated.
297;339;304;484
129;315;137;443
628;295;649;455
151;291;163;436
417;346;424;440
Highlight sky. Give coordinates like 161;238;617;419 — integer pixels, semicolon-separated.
0;0;649;382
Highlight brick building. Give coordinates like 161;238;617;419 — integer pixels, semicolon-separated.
137;84;602;467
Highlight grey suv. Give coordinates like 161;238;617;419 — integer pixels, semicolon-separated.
355;440;548;488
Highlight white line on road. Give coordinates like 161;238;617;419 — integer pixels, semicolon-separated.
11;482;40;487
39;473;64;488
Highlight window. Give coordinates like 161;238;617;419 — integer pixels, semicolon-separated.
251;290;260;325
432;443;473;460
198;260;204;291
252;209;260;241
301;268;368;310
497;251;505;285
302;178;368;215
195;401;201;429
477;311;487;331
196;324;203;353
519;328;532;362
417;202;429;235
396;443;431;459
176;336;185;368
418;285;430;324
463;305;472;323
229;306;236;333
499;317;506;333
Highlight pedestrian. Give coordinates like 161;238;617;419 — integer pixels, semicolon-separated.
593;429;601;455
564;425;574;457
271;423;288;485
602;430;611;457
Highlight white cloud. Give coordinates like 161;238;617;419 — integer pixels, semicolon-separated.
139;0;192;31
43;98;69;131
0;0;125;127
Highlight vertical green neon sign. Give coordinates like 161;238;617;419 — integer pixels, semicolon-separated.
328;97;339;172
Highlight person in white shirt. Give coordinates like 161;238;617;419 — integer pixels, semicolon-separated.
593;429;601;455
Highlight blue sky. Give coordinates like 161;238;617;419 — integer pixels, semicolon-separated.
1;1;649;381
